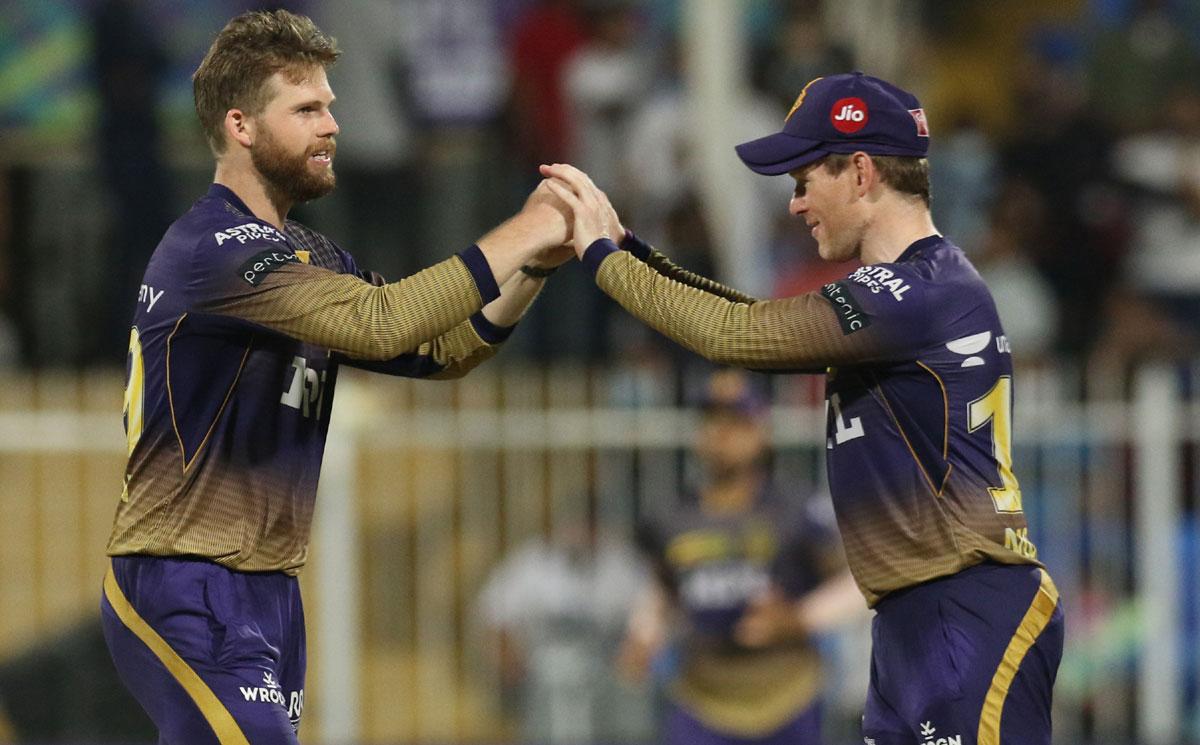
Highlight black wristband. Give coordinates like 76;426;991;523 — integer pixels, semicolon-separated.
519;264;558;278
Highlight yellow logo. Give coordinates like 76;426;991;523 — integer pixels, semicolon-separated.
295;250;311;264
786;77;823;122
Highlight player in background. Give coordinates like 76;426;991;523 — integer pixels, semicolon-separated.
620;369;862;745
100;10;571;744
543;72;1064;744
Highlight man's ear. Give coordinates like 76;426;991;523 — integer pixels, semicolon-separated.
224;109;253;149
852;152;875;194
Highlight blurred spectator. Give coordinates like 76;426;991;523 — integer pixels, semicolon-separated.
1087;0;1200;135
563;0;653;210
756;0;854;114
92;0;173;365
973;182;1059;367
521;2;654;362
398;0;512;262
478;508;651;743
507;0;587;172
928;115;998;257
622;29;789;295
1093;83;1200;365
999;26;1127;358
620;369;862;745
310;2;421;279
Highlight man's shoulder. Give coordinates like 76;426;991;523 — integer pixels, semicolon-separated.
283;218;349;271
167;193;287;255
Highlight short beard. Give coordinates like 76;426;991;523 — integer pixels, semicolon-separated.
250;124;336;207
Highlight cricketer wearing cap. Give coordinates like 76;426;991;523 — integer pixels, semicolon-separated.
622;370;862;745
543;72;1064;745
100;10;572;744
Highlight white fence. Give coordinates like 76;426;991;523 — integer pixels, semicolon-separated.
1;363;1197;744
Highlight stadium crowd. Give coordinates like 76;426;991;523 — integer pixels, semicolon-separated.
1;1;1200;743
0;0;1199;374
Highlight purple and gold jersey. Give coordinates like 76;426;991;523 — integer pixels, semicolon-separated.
585;233;1040;605
637;494;841;736
107;184;506;574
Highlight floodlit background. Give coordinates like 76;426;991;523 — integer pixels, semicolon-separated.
2;0;1200;743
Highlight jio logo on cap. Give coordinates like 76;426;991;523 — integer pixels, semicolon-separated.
830;97;868;133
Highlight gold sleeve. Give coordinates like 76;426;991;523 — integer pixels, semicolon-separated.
639;247;759;304
422;320;501;379
596;250;884;369
202;255;483;360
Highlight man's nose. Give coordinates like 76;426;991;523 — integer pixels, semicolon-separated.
321;110;339;137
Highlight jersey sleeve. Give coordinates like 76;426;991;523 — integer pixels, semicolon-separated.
328;259;513;379
338;312;513;379
584;239;930;370
187;221;500;361
621;231;758;304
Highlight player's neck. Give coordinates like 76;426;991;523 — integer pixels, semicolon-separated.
858;197;938;266
213;161;292;230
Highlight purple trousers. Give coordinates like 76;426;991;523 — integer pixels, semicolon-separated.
100;556;306;744
863;562;1065;745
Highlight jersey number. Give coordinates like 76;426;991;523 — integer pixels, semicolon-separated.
121;328;146;502
124;328;145;458
968;376;1023;514
830;393;865;444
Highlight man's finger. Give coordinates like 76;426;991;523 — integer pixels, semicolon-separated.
543;179;581;210
540;163;594;193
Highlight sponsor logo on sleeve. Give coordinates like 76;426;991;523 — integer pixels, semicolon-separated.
821;281;871;335
239;249;301;286
214;222;285;246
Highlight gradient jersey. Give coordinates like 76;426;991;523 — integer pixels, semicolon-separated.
107;184;505;574
585;234;1040;605
637;494;841;737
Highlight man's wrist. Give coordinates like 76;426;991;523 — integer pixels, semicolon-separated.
519;264;558;278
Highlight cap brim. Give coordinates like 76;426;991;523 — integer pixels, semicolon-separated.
734;132;828;176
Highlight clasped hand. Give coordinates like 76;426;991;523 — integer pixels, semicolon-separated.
522;164;626;269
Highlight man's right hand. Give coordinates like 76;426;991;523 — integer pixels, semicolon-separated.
539;163;625;258
476;179;579;284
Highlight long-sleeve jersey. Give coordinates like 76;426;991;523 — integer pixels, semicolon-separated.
585;233;1041;606
636;492;842;736
107;184;508;574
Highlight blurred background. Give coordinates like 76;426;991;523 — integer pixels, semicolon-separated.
2;0;1200;743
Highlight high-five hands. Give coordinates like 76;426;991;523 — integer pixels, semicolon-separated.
522;179;576;270
539;163;626;259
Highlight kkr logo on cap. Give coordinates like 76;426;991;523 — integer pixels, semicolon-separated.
786;76;824;122
830;97;868;133
909;108;930;137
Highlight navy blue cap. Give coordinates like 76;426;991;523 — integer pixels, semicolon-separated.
698;370;767;419
735;72;930;176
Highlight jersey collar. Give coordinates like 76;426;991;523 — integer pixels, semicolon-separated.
207;183;258;219
895;234;944;263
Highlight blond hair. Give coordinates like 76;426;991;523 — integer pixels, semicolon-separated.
192;10;339;154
